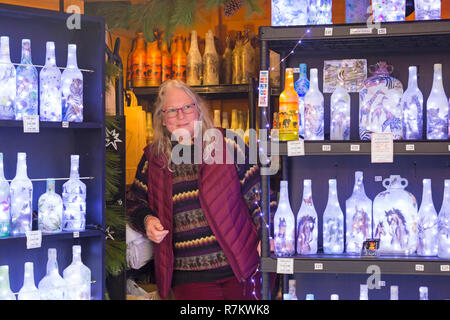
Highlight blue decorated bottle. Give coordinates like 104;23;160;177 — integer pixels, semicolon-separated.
40;41;62;122
0;36;16;120
274;181;295;256
323;179;344;254
294;63;309;138
401;66;423;140
0;153;10;238
15;39;38;120
62;44;83;122
62;155;86;231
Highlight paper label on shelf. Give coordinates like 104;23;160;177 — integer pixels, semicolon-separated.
377;28;387;35
26;230;42;249
324;28;333;36
277;258;294;274
23;115;39;133
405;144;415;151
350;144;360;152
62;121;69;128
375;176;383;182
73;232;80;238
322;144;331;152
287;140;305;156
440;265;450;272
349;28;373;35
258;70;269;107
415;264;424;272
371;133;393;163
314;263;323;270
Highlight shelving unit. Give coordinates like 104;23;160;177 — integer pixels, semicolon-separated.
0;4;105;299
258;19;450;300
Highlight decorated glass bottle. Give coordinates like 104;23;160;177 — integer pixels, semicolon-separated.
63;245;91;300
62;155;86;231
172;36;187;82
221;35;233;84
10;152;33;235
438;180;450;258
345;0;370;23
18;262;40;300
38;179;63;233
346;171;372;254
274;181;295;256
0;265;15;300
160;36;172;82
415;0;441;20
294;63;310;138
426;63;448;140
307;0;332;25
304;68;324;140
372;0;406;22
131;32;146;87
271;0;308;26
232;32;243;84
401;66;423;140
38;248;66;300
145;39;161;87
417;179;438;256
330;78;351;140
202;30;219;85
40;41;62;122
0;36;16;120
62;44;83;122
0;153;10;238
186;30;202;86
322;179;344;254
296;179;318;255
279;68;299;141
15;39;38;120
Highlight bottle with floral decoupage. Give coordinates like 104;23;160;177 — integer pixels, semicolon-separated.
15;39;38;120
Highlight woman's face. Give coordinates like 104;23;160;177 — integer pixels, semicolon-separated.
162;87;199;138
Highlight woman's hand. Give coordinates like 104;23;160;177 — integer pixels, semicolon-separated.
144;216;169;243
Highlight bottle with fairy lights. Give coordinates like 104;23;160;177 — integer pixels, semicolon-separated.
417;179;438;256
62;44;83;122
274;181;295;256
438;180;450;258
0;153;10;237
63;245;91;300
401;66;423;140
323;179;344;254
330;77;350;140
40;41;62;122
62;155;86;231
279;68;299;141
15;39;38;120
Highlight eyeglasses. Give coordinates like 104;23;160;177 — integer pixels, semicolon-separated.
161;103;196;119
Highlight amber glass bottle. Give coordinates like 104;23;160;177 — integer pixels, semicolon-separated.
131;32;147;87
126;37;136;88
232;32;243;84
172;35;187;82
145;40;162;86
279;68;299;141
160;37;172;82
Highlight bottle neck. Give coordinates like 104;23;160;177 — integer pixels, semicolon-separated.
21;40;32;64
353;172;365;194
422;179;433;203
432;64;444;90
407;67;418;90
299;64;307;78
46;180;56;194
67;45;78;68
279;183;289;203
45;43;57;67
136;36;145;50
284;69;294;89
70;157;80;179
205;32;215;52
303;181;312;200
46;257;59;276
15;157;28;179
190;32;199;51
72;253;82;264
327;180;339;203
0;154;5;180
0;37;11;63
310;69;319;91
23;263;35;287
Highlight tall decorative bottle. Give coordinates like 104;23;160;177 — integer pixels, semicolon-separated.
186;30;202;86
221;35;233;84
417;179;438;256
415;0;441;20
294;63;310;138
145;40;162;87
426;63;448;140
160;37;172;82
202;30;219;85
401;66;423;140
38;179;63;233
304;68;324;140
0;153;10;238
62;155;86;231
274;181;295;256
279;68;299;141
307;0;333;24
38;248;66;300
10;152;33;235
346;171;372;254
40;41;62;122
0;36;16;120
62;44;83;122
15;39;38;120
131;32;146;87
172;36;187;82
438;180;450;258
63;245;91;300
330;78;351;140
18;262;40;300
297;179;318;255
232;32;243;84
323;179;344;254
0;265;15;300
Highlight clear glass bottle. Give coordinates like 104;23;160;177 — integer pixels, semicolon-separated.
296;179;318;255
10;152;33;235
38;248;66;300
304;68;324;140
415;0;441;20
18;262;40;300
359;284;369;300
38;179;63;233
15;39;38;120
63;245;91;300
323;179;344;254
294;63;310;138
417;179;439;256
202;30;219;85
419;286;428;300
390;285;399;300
62;155;86;231
438;179;450;258
279;68;300;141
186;30;202;86
0;36;16;120
330;80;351;140
62;44;83;122
0;265;16;300
346;171;372;254
40;41;62;122
426;63;448;140
274;181;295;256
0;153;10;238
307;0;332;24
221;35;233;84
401;66;423;140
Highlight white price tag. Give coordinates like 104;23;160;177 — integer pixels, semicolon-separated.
26;230;42;249
371;133;393;163
440;265;450;272
23;115;40;133
350;144;360;152
375;176;383;182
379;281;386;287
73;232;80;238
287;140;305;157
324;28;333;36
377;28;387;35
314;263;323;270
322;144;331;152
415;264;424;272
448;145;450;152
405;144;415;151
349;28;373;35
62;121;69;128
277;258;294;274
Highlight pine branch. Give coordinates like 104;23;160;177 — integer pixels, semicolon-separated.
105;239;127;276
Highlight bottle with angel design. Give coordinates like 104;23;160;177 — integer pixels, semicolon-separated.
274;181;295;256
323;179;344;254
346;171;372;254
401;66;423;140
296;179;318;255
15;39;38;120
0;36;16;120
417;179;438;256
426;63;448;140
330;77;350;140
304;68;324;140
40;41;62;122
294;63;309;138
62;44;83;122
62;155;86;231
0;153;10;237
38;179;63;233
438;180;450;258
